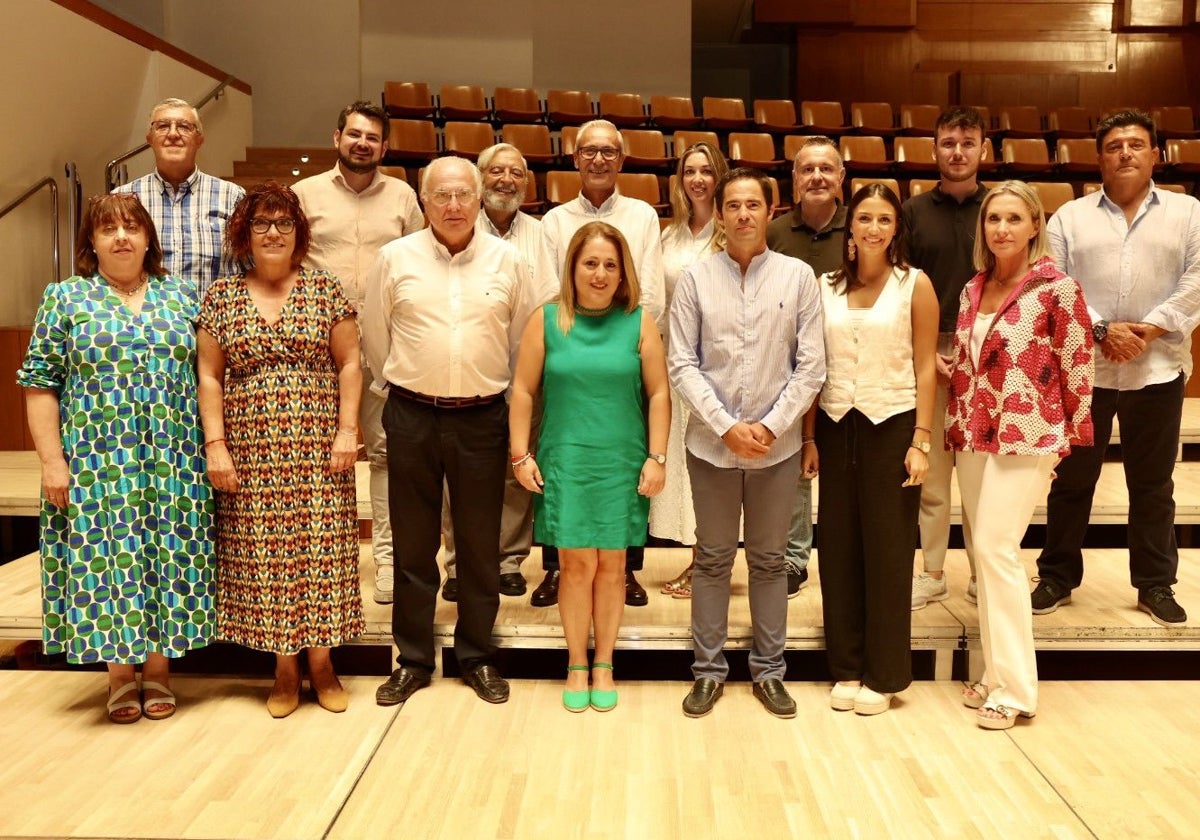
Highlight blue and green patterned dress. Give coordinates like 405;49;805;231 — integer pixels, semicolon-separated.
18;274;215;664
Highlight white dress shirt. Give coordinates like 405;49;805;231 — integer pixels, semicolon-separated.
477;209;541;291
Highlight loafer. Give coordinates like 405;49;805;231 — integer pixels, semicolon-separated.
375;666;432;706
1138;586;1187;627
625;570;648;607
753;678;796;718
1030;578;1071;615
441;577;459;602
462;663;510;704
531;570;560;607
499;573;527;597
682;677;723;718
374;564;394;605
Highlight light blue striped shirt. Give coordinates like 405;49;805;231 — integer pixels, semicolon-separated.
116;168;244;300
668;247;826;469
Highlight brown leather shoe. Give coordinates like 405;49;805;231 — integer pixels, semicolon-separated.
752;678;797;718
625;570;648;606
682;677;723;718
530;571;559;607
375;666;432;706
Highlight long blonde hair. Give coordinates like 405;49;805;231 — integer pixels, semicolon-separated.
556;221;641;335
972;180;1051;273
668;141;728;253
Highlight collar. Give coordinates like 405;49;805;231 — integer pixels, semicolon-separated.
330;164;387;195
152;167;201;194
479;210;526;240
790;202;847;235
1097;181;1159;215
576;188;621;215
717;245;773;275
426;226;479;262
929;183;989;206
964;255;1063;315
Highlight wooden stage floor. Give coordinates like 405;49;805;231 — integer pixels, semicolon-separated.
0;672;1197;839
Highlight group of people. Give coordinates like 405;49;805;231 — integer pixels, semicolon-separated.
19;96;1198;731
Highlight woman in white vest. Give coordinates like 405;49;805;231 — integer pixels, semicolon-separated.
801;183;939;716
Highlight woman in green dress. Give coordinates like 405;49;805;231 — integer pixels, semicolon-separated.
20;193;215;724
509;221;670;712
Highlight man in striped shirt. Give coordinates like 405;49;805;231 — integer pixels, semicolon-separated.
115;97;243;300
670;168;825;720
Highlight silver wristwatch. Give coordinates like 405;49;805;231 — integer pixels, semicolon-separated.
648;453;666;465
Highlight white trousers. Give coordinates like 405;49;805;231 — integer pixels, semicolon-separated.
955;450;1055;714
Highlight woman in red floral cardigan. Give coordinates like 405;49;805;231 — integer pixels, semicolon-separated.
945;180;1094;730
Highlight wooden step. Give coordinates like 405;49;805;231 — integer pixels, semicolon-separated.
243;147;338;166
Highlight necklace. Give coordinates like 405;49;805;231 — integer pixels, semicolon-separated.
105;274;148;299
575;302;615;316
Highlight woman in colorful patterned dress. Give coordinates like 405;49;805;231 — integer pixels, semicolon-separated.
197;182;363;718
946;181;1093;730
21;193;215;724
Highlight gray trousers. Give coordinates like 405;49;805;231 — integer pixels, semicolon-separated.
361;366;392;569
688;450;803;682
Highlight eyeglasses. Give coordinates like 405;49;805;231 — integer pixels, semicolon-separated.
426;188;478;207
578;146;621;161
150;119;198;136
250;217;296;234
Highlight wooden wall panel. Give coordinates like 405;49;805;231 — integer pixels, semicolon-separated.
0;328;33;451
918;2;1114;32
757;0;915;25
1122;0;1186;26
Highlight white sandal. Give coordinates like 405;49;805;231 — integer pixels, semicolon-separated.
976;704;1034;730
961;682;989;709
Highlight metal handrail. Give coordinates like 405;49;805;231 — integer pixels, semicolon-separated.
0;176;60;282
104;75;236;191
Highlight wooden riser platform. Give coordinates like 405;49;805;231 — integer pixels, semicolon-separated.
0;672;1197;839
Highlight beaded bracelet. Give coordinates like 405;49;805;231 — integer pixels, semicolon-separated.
204;438;226;448
511;453;532;468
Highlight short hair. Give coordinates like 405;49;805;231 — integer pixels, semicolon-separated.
420;155;483;198
830;182;909;294
76;193;164;277
149;97;202;134
557;221;640;335
576;119;623;152
972;180;1051;273
791;135;843;170
224;181;311;267
1095;109;1157;151
477;142;529;175
715;167;774;212
668;141;729;250
337;100;390;142
935;106;987;139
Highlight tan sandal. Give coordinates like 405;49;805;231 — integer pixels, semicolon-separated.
140;680;177;721
961;682;989;709
661;566;693;598
977;704;1034;730
107;681;142;724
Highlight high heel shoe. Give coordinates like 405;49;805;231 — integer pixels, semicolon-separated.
312;677;349;713
589;662;618;712
563;664;590;713
267;678;301;719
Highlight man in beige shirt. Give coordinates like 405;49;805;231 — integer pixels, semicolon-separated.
363;156;533;707
293;101;425;606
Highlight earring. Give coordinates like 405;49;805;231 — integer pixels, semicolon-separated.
847;240;856;261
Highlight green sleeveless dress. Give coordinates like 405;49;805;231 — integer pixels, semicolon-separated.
534;303;648;549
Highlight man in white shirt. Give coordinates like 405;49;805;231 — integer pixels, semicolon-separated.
531;119;666;609
293;101;424;607
363;157;533;705
1035;109;1200;626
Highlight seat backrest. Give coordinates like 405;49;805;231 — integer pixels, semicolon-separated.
1030;182;1076;215
1154;106;1196;133
616;173;661;206
1000;106;1043;133
851;102;895;130
702;97;747;121
894;136;935;164
545;170;582;205
754;99;797;127
600;92;645;118
839;135;888;163
801;101;846;127
388;119;438;152
443;122;495;156
908;179;938;197
560;126;580;157
501;124;554;157
651;95;696;120
1167;139;1200;163
383;82;434;117
728;133;777;162
900;104;941;131
547;89;594;118
1002;138;1050;164
673;131;721;158
493;87;543;118
439;85;486;112
621;129;668;159
1049;107;1092;133
967;105;993;129
849;177;901;197
1056;138;1097;165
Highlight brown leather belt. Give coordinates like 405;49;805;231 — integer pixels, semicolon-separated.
390;384;505;409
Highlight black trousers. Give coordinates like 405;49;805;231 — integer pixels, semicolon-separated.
383;392;507;670
1038;374;1183;592
816;408;918;694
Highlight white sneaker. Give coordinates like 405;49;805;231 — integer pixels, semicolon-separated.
966;576;978;605
853;686;893;716
911;573;948;610
374;564;394;605
830;682;859;712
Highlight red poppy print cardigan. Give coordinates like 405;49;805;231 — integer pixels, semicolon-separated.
946;256;1094;456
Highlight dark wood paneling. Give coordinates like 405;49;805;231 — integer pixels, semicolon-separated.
757;0;915;25
0;329;33;452
918;2;1114;32
1122;0;1186;26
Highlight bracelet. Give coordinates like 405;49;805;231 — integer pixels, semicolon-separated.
204;438;226;448
801;435;815;442
914;425;932;434
511;453;532;467
801;439;817;448
336;428;358;437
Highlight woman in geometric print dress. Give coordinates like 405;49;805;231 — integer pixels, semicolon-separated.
197;182;363;718
20;193;215;724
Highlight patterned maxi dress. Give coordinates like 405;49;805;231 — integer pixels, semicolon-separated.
18;274;215;664
198;269;363;653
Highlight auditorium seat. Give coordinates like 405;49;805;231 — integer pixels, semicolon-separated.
702;97;753;131
728;133;785;171
672;130;721;159
546;89;594;127
1030;181;1077;216
560;125;580;159
800;101;850;137
850;102;897;138
849;177;902;200
621;129;673;173
383;81;436;119
1001;138;1053;174
839;135;891;174
908;179;938;197
899;104;941;136
599;92;647;127
520;172;543;214
650;96;701;130
998;105;1045;139
443;121;495;161
379;165;411;188
968;105;993;130
1084;182;1188;195
492;87;544;124
1056;138;1100;174
894;136;937;173
753;99;802;137
385;119;439;164
783;135;808;162
545;170;583;206
1154;106;1198;140
617;173;668;214
438;85;489;123
1166;139;1200;176
767;176;790;217
501;124;557;166
979;137;1000;173
1048;106;1093;140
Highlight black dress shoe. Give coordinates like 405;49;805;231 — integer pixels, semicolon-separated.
375;666;432;706
753;678;797;718
625;570;648;607
682;677;724;718
499;572;527;597
462;663;510;704
441;577;459;602
531;571;559;607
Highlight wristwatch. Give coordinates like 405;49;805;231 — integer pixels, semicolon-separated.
909;440;931;454
1092;319;1109;344
648;453;666;465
